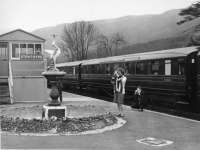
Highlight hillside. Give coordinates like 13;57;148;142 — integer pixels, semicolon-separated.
32;9;200;60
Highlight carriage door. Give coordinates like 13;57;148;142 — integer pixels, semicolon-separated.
185;51;198;111
0;42;9;77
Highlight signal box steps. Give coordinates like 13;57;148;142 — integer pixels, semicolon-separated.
0;85;9;95
0;78;10;104
0;77;8;84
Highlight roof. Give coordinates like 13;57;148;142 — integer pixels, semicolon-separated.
56;46;199;67
124;46;199;62
0;29;45;42
56;61;83;67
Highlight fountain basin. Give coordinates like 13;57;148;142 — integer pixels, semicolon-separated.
42;70;66;119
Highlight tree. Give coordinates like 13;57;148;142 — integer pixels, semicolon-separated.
178;1;200;45
111;33;126;55
96;33;126;57
177;1;200;24
96;34;112;57
62;21;96;61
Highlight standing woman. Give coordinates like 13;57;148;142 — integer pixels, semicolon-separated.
116;68;127;117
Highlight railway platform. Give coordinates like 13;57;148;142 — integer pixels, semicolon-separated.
1;91;200;150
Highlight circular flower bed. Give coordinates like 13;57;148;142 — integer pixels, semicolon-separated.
0;113;117;134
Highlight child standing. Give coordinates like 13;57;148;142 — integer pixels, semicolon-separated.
134;86;144;111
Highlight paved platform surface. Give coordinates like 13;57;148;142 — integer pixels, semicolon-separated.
1;91;200;150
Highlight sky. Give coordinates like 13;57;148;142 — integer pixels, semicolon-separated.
0;0;196;34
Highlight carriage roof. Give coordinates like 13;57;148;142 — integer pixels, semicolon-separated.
56;46;199;67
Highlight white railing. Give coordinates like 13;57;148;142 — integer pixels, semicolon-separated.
8;61;14;104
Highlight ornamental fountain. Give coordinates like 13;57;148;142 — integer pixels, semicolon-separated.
42;35;66;119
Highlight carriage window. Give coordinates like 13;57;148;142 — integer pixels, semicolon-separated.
124;63;129;74
198;56;200;74
113;63;120;71
105;64;111;74
88;65;93;74
90;65;96;74
95;65;99;74
82;66;86;74
59;67;64;72
151;61;159;75
95;64;100;74
76;66;81;75
99;64;106;74
146;61;151;75
179;59;185;75
87;66;90;74
72;67;76;75
136;62;147;74
150;60;164;75
128;62;136;74
171;58;185;75
119;63;125;68
83;66;89;74
110;64;114;74
87;65;91;74
83;66;88;74
86;66;90;74
64;67;73;74
165;60;171;75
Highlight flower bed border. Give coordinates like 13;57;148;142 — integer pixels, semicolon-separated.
0;113;126;136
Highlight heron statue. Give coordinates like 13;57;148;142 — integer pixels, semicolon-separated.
51;34;61;70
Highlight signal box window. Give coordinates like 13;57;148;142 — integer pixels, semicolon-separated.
0;42;8;57
35;44;42;55
20;44;26;55
27;44;34;54
12;44;20;59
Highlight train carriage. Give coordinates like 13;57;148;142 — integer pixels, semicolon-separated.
56;46;200;112
197;51;200;107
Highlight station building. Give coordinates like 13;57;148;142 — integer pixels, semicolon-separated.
0;29;47;103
